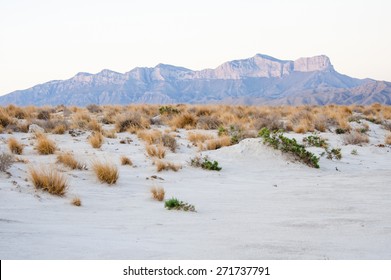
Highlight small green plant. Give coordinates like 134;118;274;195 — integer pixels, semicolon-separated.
159;106;180;115
258;127;320;168
351;149;358;155
218;126;228;136
303;134;329;148
190;155;222;171
326;148;342;160
335;128;347;134
164;197;196;212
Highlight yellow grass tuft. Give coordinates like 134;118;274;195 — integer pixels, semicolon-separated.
71;197;82;207
52;123;67;134
385;134;391;145
57;153;83;170
187;132;214;145
146;144;166;159
92;160;119;185
120;156;133;166
103;129;117;139
8;137;23;155
137;129;162;145
155;160;181;172
88;119;102;132
89;132;104;149
199;136;232;151
36;134;56;155
29;167;68;196
170;113;197;129
150;186;165;201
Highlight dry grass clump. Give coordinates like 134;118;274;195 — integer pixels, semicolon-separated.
196;115;222;129
116;112;149;133
146;144;166;159
57;153;83;170
86;104;102;113
155;160;181;172
29;167;68;196
71;197;82;207
52;123;67;134
188;132;214;145
385;134;391;145
72;111;91;129
0;125;3;134
162;133;177;152
92;160;119;185
199;136;232;151
343;131;370;145
170;113;197;129
137;129;162;145
88;119;102;132
150;186;165;201
89;132;104;148
36;134;56;154
0;108;14;128
37;110;51;120
103;129;117;138
8;137;23;155
120;156;133;166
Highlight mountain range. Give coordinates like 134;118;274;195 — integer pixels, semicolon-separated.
1;54;390;106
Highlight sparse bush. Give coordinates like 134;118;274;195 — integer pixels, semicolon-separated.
197;115;222;129
155;160;181;172
36;134;56;155
89;132;104;148
190;155;222;171
29;167;68;196
258;127;320;168
150;186;165;201
170;113;197;129
164;197;196;212
103;129;117;139
86;104;102;113
116;113;148;133
37;110;51;120
325;148;342;160
146;144;166;159
8;137;24;155
303;134;328;148
351;149;358;155
92;160;119;185
120;156;133;166
159;105;179;115
0;109;13;128
71;197;82;207
57;153;83;170
343;131;369;145
0;152;14;172
162;134;177;152
335;128;347;134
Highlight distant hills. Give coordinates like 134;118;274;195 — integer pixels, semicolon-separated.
1;54;390;106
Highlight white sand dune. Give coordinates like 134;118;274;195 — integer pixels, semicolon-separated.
1;122;391;259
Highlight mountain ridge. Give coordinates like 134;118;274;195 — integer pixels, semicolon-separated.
1;54;390;106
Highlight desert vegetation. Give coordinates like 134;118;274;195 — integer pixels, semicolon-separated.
57;153;83;170
120;156;133;166
164;197;196;212
29;167;68;196
8;137;23;155
92;160;119;185
36;134;57;155
150;186;165;201
154;160;181;172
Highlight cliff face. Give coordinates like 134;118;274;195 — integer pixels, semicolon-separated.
0;54;389;106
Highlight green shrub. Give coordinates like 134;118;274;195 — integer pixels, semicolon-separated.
303;134;329;148
258;127;320;168
159;106;180;115
164;197;196;212
326;148;342;160
351;149;358;155
190;155;222;171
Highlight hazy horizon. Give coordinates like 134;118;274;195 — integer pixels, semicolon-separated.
1;0;390;96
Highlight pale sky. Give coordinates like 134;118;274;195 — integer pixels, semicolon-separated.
1;0;390;95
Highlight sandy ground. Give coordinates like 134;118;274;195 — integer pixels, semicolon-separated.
1;121;391;259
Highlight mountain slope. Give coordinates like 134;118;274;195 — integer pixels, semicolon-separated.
0;54;390;106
